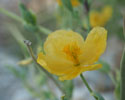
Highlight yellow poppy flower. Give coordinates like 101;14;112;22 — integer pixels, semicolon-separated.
90;11;105;27
37;27;107;81
90;6;112;27
102;6;112;22
56;0;80;7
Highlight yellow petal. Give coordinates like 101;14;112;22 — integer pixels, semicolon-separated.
81;64;102;71
71;0;80;6
56;0;80;7
37;52;75;76
79;27;107;65
102;6;112;22
90;6;112;27
37;52;51;72
90;11;104;27
59;67;81;81
59;64;102;81
43;30;84;75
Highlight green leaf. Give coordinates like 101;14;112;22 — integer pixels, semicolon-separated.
92;92;105;100
61;0;73;12
79;0;84;4
19;3;37;25
23;23;38;32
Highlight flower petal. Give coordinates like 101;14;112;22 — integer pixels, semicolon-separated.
37;52;75;76
81;64;102;71
37;52;51;72
59;64;102;81
79;27;107;65
42;30;84;75
59;67;81;81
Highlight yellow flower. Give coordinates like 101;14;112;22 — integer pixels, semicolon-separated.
90;11;105;27
102;6;112;22
90;6;112;27
56;0;80;7
37;27;107;80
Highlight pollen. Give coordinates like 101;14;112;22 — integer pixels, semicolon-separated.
63;42;81;65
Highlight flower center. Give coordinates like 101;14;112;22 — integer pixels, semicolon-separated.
63;42;81;66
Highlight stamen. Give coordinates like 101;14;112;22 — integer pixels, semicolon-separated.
63;42;81;65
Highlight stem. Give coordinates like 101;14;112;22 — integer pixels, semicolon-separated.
84;0;90;13
0;8;24;23
108;73;116;86
123;16;125;39
80;74;97;100
24;40;65;94
120;16;125;100
120;47;125;100
38;26;51;35
84;0;91;32
0;8;51;35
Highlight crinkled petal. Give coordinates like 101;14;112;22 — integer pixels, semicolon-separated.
79;27;107;65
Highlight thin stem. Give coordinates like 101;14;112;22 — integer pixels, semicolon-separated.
0;8;24;23
80;74;93;92
123;16;125;39
24;40;65;94
120;47;125;100
0;8;51;35
84;0;91;32
80;74;97;100
38;26;51;35
108;73;116;86
120;17;125;100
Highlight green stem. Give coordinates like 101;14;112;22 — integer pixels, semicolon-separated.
0;8;24;23
84;0;91;32
108;73;116;86
0;8;51;35
120;16;125;100
123;16;125;39
120;47;125;100
80;74;97;100
24;40;65;94
38;26;51;35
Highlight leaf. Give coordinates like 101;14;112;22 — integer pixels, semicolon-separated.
79;0;84;4
19;3;37;25
92;92;105;100
61;0;73;12
23;22;38;32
